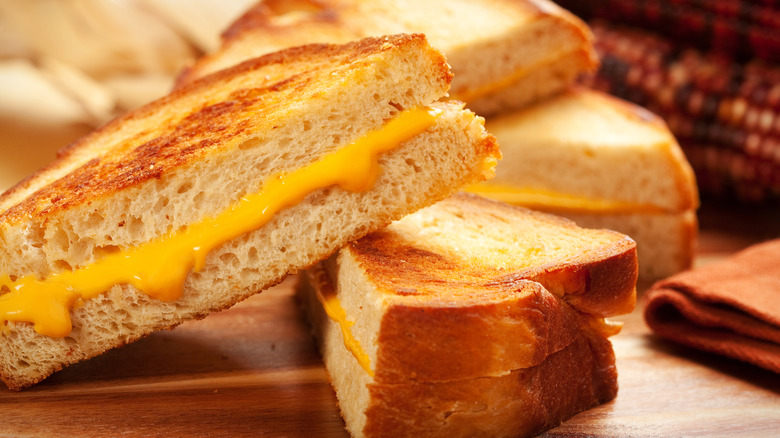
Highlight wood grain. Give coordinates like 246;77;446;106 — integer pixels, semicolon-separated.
2;202;779;437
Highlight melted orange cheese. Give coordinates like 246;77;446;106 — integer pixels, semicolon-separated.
314;283;374;377
467;183;666;214
587;317;623;338
0;107;441;338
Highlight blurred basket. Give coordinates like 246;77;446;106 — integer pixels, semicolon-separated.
558;0;780;63
556;0;780;203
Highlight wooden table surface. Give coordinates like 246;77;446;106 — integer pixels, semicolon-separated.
1;202;779;437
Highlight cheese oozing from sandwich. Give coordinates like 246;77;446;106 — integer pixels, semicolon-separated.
0;107;442;338
467;183;667;214
309;266;374;376
313;282;623;379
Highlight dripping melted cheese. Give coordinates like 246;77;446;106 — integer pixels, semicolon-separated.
0;107;441;338
467;183;666;214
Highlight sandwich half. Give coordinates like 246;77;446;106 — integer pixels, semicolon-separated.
297;193;637;438
0;34;500;390
469;87;699;280
176;0;598;116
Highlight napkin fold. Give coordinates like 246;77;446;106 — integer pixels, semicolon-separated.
644;239;780;373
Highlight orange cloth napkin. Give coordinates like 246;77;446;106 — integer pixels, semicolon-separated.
644;239;780;373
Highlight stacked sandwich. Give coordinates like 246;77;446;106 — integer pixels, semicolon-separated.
0;1;655;437
176;0;599;116
0;34;499;389
177;0;699;281
171;0;659;436
297;193;636;437
470;87;699;279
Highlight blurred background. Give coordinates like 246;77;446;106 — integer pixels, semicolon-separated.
0;0;254;190
0;0;778;205
558;0;780;204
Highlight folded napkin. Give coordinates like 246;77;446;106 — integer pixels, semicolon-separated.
644;239;780;373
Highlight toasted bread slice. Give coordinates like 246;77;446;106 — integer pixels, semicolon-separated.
469;87;699;279
176;0;598;115
541;210;697;281
359;332;618;438
296;193;636;437
0;34;500;390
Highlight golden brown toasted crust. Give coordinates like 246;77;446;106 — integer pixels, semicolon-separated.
304;241;598;385
223;0;344;41
0;34;497;391
176;0;597;116
363;330;617;438
539;208;698;280
174;0;371;87
298;193;631;437
1;99;497;391
221;0;576;43
504;242;638;317
348;193;637;318
374;280;586;383
0;34;449;225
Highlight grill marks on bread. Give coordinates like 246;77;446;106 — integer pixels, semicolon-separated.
0;34;500;390
0;34;445;226
176;0;596;116
348;193;636;316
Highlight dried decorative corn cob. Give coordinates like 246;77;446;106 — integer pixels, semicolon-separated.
556;0;780;62
582;22;780;202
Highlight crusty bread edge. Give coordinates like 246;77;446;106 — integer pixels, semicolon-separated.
363;330;617;438
440;193;639;317
0;101;499;391
0;34;454;224
541;207;698;280
297;265;619;438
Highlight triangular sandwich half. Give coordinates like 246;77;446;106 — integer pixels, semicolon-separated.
297;193;637;438
0;34;500;390
176;0;598;116
469;87;698;280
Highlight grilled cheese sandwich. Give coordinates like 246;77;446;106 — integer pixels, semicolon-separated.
0;34;500;390
0;106;441;338
297;193;637;437
470;87;698;279
176;0;597;116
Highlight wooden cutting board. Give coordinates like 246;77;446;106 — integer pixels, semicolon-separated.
2;203;780;437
